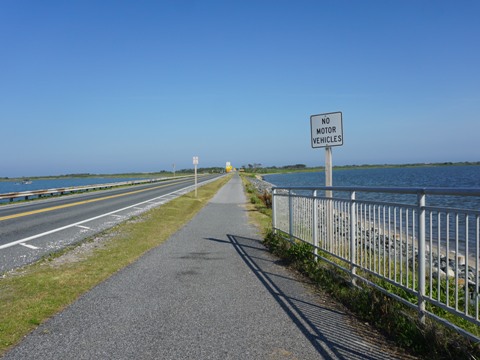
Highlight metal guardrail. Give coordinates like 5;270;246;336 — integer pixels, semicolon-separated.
0;175;195;202
272;186;480;342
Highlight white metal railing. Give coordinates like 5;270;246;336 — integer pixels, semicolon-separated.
272;186;480;342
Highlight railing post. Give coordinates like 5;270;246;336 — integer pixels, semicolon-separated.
418;191;426;324
313;190;318;260
325;192;333;249
350;191;357;286
273;188;277;231
289;189;293;242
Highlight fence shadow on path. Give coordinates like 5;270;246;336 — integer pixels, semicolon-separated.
209;234;416;360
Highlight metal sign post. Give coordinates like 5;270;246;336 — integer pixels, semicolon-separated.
325;146;332;197
193;156;199;197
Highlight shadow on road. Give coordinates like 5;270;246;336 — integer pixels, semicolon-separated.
204;234;415;360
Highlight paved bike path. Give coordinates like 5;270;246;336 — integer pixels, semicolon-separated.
3;175;415;359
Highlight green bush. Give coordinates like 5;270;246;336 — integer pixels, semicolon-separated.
250;195;260;205
258;191;272;208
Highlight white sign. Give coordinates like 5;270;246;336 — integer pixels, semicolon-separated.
310;112;343;148
193;156;199;165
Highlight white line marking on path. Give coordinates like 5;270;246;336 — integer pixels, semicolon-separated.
76;225;91;230
19;243;39;250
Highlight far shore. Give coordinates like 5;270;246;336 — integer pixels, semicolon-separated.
241;161;480;176
2;161;479;182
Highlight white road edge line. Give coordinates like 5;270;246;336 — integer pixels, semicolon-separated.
76;225;91;230
19;243;40;250
0;187;192;250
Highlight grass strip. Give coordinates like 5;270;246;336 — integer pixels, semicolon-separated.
0;176;231;356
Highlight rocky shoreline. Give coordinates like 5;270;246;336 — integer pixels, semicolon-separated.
244;175;274;194
355;223;478;289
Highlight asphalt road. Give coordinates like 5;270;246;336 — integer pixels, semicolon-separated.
2;174;416;359
0;174;222;274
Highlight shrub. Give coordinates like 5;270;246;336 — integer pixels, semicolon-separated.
258;191;272;208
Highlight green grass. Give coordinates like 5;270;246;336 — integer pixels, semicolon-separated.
240;175;272;232
0;175;231;356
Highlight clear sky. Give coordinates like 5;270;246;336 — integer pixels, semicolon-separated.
1;1;479;177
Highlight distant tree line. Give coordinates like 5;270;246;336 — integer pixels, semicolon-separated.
240;163;308;173
239;161;480;174
175;167;225;174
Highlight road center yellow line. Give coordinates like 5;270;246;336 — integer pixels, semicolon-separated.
0;180;190;222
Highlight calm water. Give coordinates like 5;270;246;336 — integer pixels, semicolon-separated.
264;166;480;189
0;177;149;195
266;166;480;250
264;166;480;210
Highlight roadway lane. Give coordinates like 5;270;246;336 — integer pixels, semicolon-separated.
0;174;222;273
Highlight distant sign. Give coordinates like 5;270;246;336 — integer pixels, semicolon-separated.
310;112;343;148
193;156;199;165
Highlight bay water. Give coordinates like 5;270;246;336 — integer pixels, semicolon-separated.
264;165;480;189
0;177;150;195
264;165;480;209
265;165;480;251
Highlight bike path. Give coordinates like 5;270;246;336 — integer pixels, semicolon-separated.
3;175;416;359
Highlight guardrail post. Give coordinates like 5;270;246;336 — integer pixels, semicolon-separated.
313;190;318;261
350;191;357;286
418;191;426;324
289;189;293;242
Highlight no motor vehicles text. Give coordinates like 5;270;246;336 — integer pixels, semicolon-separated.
312;135;342;145
316;126;336;135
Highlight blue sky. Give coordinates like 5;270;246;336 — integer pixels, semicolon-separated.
1;1;479;177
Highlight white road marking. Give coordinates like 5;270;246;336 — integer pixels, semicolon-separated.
76;225;91;230
19;243;39;250
0;186;200;250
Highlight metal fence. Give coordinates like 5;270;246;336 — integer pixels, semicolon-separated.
272;186;480;341
0;175;197;203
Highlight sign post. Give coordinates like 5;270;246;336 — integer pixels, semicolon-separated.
193;156;199;197
310;111;343;248
325;146;332;197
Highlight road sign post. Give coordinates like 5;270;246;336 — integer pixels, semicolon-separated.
193;156;199;197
